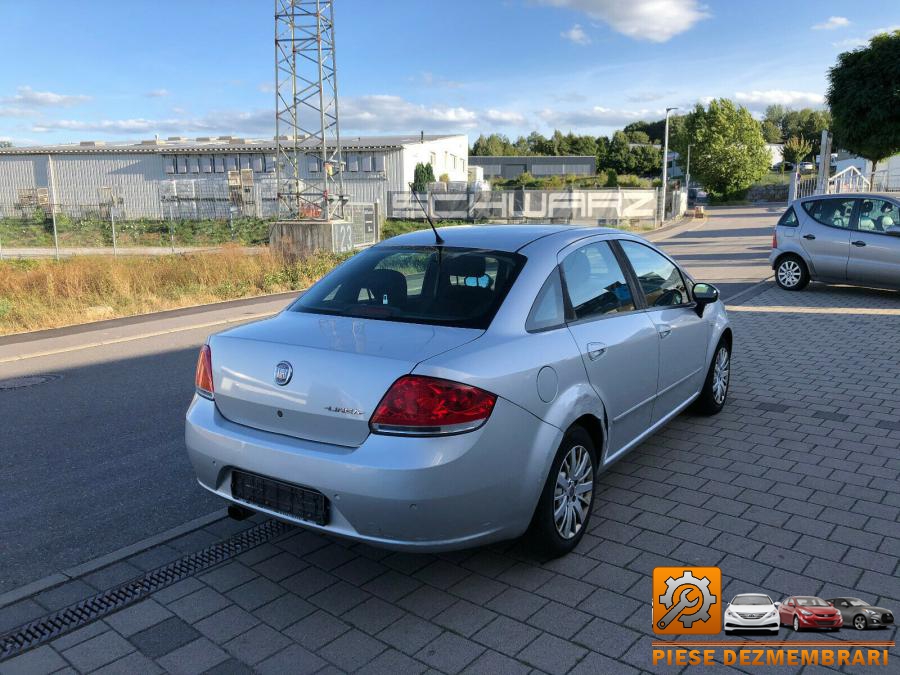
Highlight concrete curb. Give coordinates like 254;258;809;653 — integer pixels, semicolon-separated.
0;509;226;609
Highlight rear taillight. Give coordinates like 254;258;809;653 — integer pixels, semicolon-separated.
772;230;777;248
370;375;497;436
195;345;214;399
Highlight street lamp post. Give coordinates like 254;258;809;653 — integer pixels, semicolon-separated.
659;106;678;224
684;144;692;193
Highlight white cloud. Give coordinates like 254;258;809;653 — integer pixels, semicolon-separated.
734;90;825;108
812;16;849;30
0;105;35;118
833;24;900;49
485;109;527;125
146;89;170;98
538;105;661;127
32;110;273;135
341;95;479;131
4;86;90;107
626;90;674;103
539;0;710;42
258;83;274;94
560;24;591;45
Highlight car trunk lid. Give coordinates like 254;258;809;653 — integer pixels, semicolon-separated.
210;311;482;447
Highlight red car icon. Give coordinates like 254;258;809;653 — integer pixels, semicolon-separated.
777;596;843;631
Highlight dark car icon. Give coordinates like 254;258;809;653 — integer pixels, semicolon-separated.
777;596;843;631
827;597;895;631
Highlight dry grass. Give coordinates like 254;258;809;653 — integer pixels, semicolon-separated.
0;246;350;335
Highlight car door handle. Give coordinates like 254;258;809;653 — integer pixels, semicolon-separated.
802;234;816;240
852;240;866;247
658;325;672;339
586;342;607;360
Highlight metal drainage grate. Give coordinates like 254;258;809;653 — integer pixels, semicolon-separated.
0;518;290;662
0;374;63;392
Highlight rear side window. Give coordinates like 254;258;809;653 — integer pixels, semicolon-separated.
292;246;525;330
619;240;688;308
526;268;565;332
777;207;798;227
857;198;898;233
802;199;855;229
561;241;635;321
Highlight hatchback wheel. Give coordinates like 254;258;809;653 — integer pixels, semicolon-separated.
775;255;809;291
691;340;730;415
528;426;596;557
854;615;867;630
793;615;800;632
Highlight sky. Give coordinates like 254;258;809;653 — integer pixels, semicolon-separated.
1;0;897;146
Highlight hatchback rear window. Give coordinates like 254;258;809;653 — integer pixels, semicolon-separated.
291;246;526;329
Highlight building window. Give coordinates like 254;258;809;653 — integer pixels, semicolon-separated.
176;155;188;174
252;154;264;172
309;157;320;173
188;155;200;173
225;155;237;171
374;154;385;172
240;155;251;170
163;156;175;174
199;155;212;173
348;153;358;172
429;152;436;166
362;154;374;172
265;155;275;172
214;155;225;173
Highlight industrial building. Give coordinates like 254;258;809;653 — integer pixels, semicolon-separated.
468;155;596;180
0;134;468;220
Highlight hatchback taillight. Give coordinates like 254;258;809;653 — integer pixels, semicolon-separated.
195;345;214;399
369;375;497;435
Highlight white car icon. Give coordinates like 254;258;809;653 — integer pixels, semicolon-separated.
724;594;780;634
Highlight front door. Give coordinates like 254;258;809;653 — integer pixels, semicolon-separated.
560;239;659;459
797;197;856;280
847;197;900;289
618;240;709;423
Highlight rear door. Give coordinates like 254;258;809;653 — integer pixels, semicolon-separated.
797;197;856;280
847;197;900;289
559;239;659;458
617;240;708;424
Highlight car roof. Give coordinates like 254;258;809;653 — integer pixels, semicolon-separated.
798;192;899;201
382;224;622;252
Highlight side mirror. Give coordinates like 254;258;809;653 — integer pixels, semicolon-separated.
827;601;834;607
693;282;719;317
774;602;781;608
885;226;900;237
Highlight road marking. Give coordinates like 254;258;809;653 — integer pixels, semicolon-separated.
0;311;276;364
728;305;900;316
723;276;773;305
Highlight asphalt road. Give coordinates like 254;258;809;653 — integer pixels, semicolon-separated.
0;206;779;594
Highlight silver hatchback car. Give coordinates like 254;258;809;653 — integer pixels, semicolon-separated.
185;226;731;556
770;193;900;291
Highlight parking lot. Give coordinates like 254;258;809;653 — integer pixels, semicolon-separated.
2;209;900;674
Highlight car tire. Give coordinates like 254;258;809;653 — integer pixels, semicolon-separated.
775;255;809;291
527;425;597;558
853;615;868;631
691;339;730;416
793;616;800;632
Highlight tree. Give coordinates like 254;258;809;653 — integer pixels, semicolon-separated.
595;135;610;171
761;119;782;143
672;98;771;198
411;162;435;192
827;30;900;174
470;133;515;156
604;169;618;187
781;136;812;169
604;131;631;174
625;130;651;144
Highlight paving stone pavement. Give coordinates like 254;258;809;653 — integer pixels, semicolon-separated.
2;281;900;674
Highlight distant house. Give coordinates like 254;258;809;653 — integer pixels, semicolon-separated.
468;155;596;180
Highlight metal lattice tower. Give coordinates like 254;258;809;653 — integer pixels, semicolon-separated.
274;0;344;220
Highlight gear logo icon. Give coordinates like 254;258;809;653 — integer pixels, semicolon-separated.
652;567;722;634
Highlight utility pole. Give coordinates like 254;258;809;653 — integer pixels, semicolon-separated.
684;144;692;192
659;107;677;224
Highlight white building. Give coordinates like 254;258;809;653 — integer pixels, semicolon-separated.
0;133;468;220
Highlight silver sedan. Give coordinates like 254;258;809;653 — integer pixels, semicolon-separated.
185;225;731;556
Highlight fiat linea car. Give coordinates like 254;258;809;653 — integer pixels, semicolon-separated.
724;594;780;634
778;596;843;631
185;225;731;556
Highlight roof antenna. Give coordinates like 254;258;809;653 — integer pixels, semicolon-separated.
409;183;444;245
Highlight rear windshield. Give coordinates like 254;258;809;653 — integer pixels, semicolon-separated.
291;245;526;329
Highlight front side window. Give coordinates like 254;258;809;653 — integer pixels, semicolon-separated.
292;246;525;330
619;240;688;307
778;207;798;227
561;241;635;321
857;198;898;232
802;198;855;229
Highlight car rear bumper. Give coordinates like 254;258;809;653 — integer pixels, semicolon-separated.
185;395;562;551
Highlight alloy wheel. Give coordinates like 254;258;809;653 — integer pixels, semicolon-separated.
854;615;867;630
712;347;730;405
793;616;800;631
777;260;802;288
553;444;594;539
